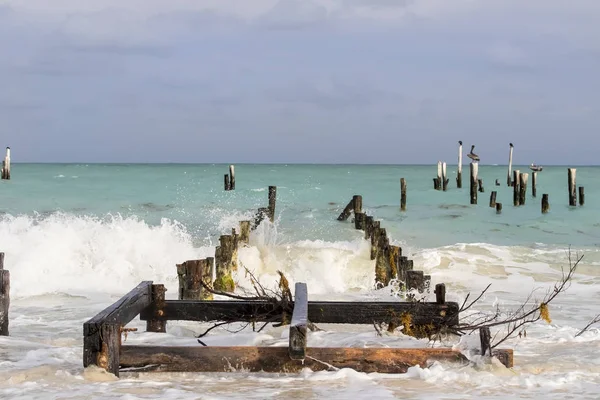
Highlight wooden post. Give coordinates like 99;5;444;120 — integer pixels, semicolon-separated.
470;162;478;205
434;283;446;304
353;195;362;214
480;327;491;357
568;168;577;206
0;253;9;336
457;141;463;188
442;162;448;191
229;165;235;190
268;186;277;222
489;191;497;208
406;270;425;299
513;170;520;206
478;178;484;193
364;216;374;240
495;179;500;186
214;235;238;292
531;172;537;198
375;232;391;287
177;259;214;300
507;143;513;186
289;282;308;361
579;187;585;206
400;178;407;212
542;194;549;214
337;199;354;221
239;221;251;244
146;284;167;333
496;203;502;214
519;172;528;205
370;223;381;260
1;147;10;180
224;174;230;191
354;212;366;230
388;245;400;280
435;161;442;190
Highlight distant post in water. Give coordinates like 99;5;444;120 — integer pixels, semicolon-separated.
470;162;478;205
579;187;585;206
489;191;497;208
1;147;10;180
434;161;442;190
353;195;362;215
541;194;549;214
513;170;520;206
568;169;577;206
519;172;528;205
229;165;235;190
531;172;537;198
507;143;513;186
478;178;484;193
457;141;463;188
400;178;407;212
496;203;502;214
442;162;448;191
224;174;230;191
268;186;277;222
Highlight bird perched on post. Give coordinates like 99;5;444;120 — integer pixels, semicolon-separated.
467;145;480;162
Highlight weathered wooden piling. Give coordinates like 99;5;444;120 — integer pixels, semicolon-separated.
146;284;167;333
442;162;449;191
354;212;366;230
579;187;585;206
337;199;354;221
489;191;497;208
478;178;484;193
507;143;513;186
457;141;463;188
388;245;400;280
253;208;268;229
289;283;308;360
568;168;577;206
400;178;407;212
1;147;10;180
495;179;500;186
435;283;446;304
0;253;9;336
239;221;251;244
542;194;549;214
224;174;230;191
434;161;442;190
353;195;362;214
531;172;537;198
519;172;528;205
364;216;375;240
229;165;235;190
370;223;382;260
513;170;520;206
214;234;238;292
470;162;478;205
268;186;277;222
480;327;492;356
496;203;502;214
176;258;214;300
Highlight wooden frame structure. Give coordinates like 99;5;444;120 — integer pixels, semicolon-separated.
83;281;513;377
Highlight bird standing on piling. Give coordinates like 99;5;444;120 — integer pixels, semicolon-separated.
467;145;480;162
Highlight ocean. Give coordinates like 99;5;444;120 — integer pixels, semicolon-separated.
1;163;599;399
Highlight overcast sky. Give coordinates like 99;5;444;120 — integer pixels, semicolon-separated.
1;1;599;164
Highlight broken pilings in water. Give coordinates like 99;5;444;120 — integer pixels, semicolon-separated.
469;162;478;205
1;147;10;180
568;168;577;207
542;194;550;214
513;170;520;206
457;141;463;188
224;165;235;190
268;186;277;222
489;191;497;208
531;172;537;198
214;232;239;292
176;258;214;300
400;178;407;212
579;187;585;206
519;172;529;205
507;143;513;186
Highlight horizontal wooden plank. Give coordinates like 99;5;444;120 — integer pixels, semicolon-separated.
85;281;153;327
120;345;513;373
139;300;459;326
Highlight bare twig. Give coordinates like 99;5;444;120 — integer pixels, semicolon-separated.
575;313;600;337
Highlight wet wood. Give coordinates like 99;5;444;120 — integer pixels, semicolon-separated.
496;203;502;214
214;234;238;293
489;191;497;208
354;212;366;230
370;224;382;260
268;186;277;222
519;172;528;205
0;252;9;336
337;199;354;221
478;178;484;193
83;281;153;376
470;162;478;205
579;186;585;206
364;216;375;240
1;147;10;180
139;299;460;327
224;174;230;191
400;178;407;211
289;282;308;360
406;270;425;293
120;345;513;373
513;170;520;206
568;168;576;206
435;161;442;190
531;172;537;198
435;283;446;304
239;221;251;244
480;327;491;357
353;195;362;214
442;162;448;191
146;284;167;333
229;165;235;190
388;245;400;280
457;141;463;188
507;143;513;186
253;208;268;229
177;259;214;300
542;194;549;214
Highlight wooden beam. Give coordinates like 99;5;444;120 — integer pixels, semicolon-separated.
120;345;513;373
139;300;459;327
83;281;153;375
337;198;354;221
289;282;308;360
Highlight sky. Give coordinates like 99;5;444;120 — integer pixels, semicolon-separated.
1;0;599;164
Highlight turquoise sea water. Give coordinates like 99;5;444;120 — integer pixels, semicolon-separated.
2;163;598;248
